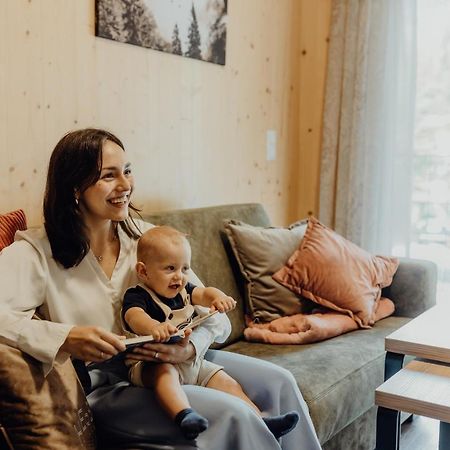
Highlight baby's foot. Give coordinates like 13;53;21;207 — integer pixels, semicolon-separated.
263;411;300;439
175;408;209;440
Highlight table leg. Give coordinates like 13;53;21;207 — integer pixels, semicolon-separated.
375;407;401;450
439;421;450;450
384;351;405;380
375;351;405;449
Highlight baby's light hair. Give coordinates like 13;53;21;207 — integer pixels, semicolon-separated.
137;225;189;261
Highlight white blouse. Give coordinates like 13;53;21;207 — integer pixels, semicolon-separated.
0;220;231;375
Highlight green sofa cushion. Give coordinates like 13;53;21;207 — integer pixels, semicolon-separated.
224;315;410;444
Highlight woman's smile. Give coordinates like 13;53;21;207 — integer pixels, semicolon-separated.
108;194;130;207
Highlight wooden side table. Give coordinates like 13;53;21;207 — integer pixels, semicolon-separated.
375;360;450;449
375;306;450;449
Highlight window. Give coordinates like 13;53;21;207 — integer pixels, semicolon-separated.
410;0;450;303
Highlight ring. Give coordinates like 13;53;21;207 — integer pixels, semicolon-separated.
154;352;159;359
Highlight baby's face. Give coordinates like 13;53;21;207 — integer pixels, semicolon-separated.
142;240;191;299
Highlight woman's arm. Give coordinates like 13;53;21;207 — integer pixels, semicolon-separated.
0;236;125;374
0;239;74;374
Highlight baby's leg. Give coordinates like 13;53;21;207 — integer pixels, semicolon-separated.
142;363;189;418
142;363;208;440
206;369;299;439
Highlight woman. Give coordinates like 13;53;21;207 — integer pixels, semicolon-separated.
0;129;321;450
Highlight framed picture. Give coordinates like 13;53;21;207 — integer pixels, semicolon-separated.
95;0;227;65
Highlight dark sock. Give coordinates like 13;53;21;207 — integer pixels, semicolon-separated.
263;411;300;439
175;408;209;440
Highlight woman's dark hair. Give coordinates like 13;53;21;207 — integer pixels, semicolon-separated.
44;128;141;268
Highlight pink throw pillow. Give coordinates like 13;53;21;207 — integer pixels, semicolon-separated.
0;209;27;250
273;217;399;328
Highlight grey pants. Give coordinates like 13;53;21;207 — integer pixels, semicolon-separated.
87;349;322;450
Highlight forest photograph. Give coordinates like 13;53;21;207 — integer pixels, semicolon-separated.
96;0;228;65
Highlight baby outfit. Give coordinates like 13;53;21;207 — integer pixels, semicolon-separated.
122;282;223;387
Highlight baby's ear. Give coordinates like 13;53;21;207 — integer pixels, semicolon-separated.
136;261;147;280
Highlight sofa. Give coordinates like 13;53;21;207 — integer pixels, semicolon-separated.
136;203;437;450
0;203;437;450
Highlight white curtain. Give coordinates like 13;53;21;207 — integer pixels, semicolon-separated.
319;0;417;255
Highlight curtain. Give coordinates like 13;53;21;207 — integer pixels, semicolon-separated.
319;0;417;255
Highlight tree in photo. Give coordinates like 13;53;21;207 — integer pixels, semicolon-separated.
186;4;202;60
121;0;169;50
172;24;183;55
206;0;227;65
96;0;127;42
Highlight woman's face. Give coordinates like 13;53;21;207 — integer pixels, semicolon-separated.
79;139;134;225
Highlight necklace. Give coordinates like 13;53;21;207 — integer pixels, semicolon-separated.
93;226;118;263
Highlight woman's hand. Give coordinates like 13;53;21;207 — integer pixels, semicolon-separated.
125;328;194;364
60;325;126;362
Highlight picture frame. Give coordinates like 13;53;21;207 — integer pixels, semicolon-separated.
95;0;228;65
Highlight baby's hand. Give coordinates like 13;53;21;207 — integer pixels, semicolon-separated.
210;295;237;313
152;322;178;342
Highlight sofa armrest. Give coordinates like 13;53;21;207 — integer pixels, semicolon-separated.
382;257;437;318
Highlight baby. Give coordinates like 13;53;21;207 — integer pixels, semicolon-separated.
122;225;299;440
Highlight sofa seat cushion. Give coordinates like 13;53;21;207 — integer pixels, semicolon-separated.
224;315;410;444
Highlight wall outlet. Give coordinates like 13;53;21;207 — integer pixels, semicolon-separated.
266;129;277;161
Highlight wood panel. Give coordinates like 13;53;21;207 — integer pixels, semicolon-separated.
0;0;331;227
295;0;332;222
386;305;450;364
376;360;450;422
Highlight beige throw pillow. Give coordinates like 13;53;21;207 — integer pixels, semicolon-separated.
273;217;399;328
0;342;96;449
223;219;312;322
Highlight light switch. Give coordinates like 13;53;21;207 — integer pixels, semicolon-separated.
266;129;277;161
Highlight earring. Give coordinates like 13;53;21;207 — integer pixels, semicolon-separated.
75;197;79;206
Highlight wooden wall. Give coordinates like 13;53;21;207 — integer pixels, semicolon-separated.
0;0;331;227
296;0;332;221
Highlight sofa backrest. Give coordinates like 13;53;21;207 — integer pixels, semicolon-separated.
141;203;271;346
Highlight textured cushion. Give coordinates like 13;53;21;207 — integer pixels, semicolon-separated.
273;217;399;328
0;210;27;250
223;219;313;323
0;342;96;449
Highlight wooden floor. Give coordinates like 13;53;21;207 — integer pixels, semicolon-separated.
401;416;439;449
